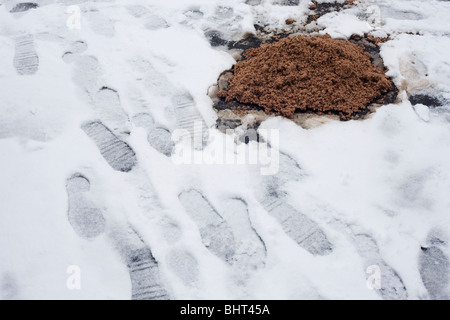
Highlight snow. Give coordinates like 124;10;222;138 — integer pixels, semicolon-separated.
413;104;430;123
1;0;450;300
318;12;372;39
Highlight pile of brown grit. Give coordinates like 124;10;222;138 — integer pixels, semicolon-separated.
217;34;393;120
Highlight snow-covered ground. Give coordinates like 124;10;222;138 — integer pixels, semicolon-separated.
1;0;450;300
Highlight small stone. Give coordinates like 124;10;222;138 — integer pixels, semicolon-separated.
285;18;296;25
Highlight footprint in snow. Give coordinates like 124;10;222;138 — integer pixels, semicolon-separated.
272;0;299;6
182;8;204;22
262;197;333;256
354;234;408;300
379;6;424;21
66;171;170;299
13;34;39;75
245;0;262;6
128;58;208;148
172;93;209;149
419;230;450;299
167;248;200;287
1;273;19;300
127;59;209;151
215;6;234;20
110;227;170;300
63;42;130;132
92;87;129;132
10;3;38;13
64;54;102;95
260;153;333;256
127;5;169;30
133;113;175;157
178;193;267;286
147;127;174;156
82;121;137;172
179;189;236;264
84;10;116;37
220;198;266;272
66;40;88;56
66;174;106;239
127;248;170;300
